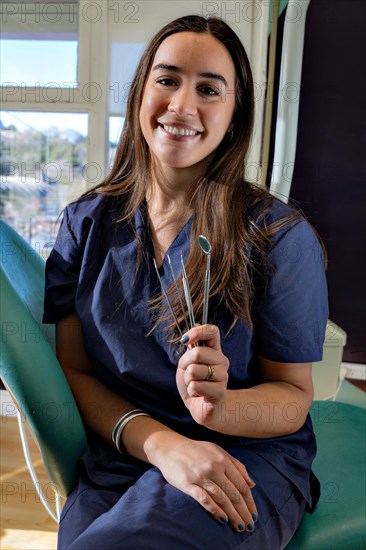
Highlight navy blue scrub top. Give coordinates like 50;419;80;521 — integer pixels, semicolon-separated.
43;192;329;508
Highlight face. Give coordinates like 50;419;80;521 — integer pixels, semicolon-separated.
139;32;236;178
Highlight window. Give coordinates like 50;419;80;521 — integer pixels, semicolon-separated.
0;110;88;250
108;116;124;167
110;43;145;114
1;1;260;255
0;1;93;254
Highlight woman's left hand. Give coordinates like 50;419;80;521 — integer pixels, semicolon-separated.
176;325;229;427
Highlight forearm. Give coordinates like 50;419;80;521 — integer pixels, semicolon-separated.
67;370;185;464
178;327;314;439
205;382;312;438
66;370;133;444
56;314;186;464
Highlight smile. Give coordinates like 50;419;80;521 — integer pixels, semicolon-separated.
161;124;201;137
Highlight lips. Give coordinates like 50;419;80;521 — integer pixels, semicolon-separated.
158;122;203;137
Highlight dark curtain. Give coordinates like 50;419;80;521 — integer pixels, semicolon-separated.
270;0;366;363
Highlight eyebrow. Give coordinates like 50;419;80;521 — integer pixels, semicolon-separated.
152;63;229;88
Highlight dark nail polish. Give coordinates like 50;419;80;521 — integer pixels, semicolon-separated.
246;522;255;532
252;512;258;522
248;476;256;487
238;522;245;532
219;515;228;524
180;333;189;344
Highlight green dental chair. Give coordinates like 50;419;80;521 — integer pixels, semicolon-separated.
286;398;365;549
0;220;87;521
0;220;365;547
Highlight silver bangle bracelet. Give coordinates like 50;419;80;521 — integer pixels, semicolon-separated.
115;411;151;454
112;409;151;454
112;409;143;445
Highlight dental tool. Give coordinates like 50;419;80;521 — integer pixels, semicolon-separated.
154;237;211;342
198;235;212;325
153;258;182;337
180;252;196;329
166;254;190;332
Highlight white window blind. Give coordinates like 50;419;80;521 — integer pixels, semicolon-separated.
1;1;79;40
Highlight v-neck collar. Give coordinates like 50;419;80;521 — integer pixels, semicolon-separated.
135;203;193;271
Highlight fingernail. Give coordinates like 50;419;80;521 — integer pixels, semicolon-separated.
246;522;255;532
219;515;228;524
237;522;245;532
248;476;256;488
180;333;189;344
252;512;258;522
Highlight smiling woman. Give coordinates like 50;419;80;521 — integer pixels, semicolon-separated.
43;14;328;550
139;32;236;175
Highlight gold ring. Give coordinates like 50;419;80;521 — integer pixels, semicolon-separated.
205;365;215;382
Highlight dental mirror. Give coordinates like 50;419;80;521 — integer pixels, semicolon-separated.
198;235;212;256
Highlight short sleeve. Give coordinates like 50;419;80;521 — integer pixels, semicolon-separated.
255;219;329;362
43;204;89;324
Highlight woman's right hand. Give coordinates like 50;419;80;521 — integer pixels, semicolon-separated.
150;436;258;532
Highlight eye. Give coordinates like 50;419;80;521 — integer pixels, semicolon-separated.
156;77;177;87
198;85;220;97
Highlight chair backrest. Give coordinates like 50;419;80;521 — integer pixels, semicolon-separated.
0;220;88;498
0;220;55;351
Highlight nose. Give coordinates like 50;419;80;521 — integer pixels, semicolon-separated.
168;85;198;117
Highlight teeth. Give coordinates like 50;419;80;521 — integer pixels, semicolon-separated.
164;125;199;136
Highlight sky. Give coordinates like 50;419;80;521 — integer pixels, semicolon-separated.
1;40;78;87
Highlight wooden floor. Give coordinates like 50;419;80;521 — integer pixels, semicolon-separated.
0;415;58;550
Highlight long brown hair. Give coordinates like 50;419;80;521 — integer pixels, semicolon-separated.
84;15;307;335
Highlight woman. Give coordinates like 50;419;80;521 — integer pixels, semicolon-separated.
43;15;328;549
